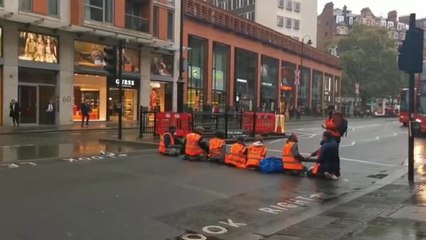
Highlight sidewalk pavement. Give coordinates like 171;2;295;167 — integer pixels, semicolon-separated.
264;167;426;240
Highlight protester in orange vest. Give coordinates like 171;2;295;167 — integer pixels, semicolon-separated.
282;134;307;175
246;134;267;170
322;105;343;143
208;131;226;163
306;131;339;180
158;126;182;156
184;126;208;161
225;136;247;168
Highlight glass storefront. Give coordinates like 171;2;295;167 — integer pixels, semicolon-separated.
281;62;296;112
260;56;278;112
108;78;139;121
73;74;107;121
18;68;57;125
149;82;173;112
235;49;257;111
312;71;323;115
212;43;229;108
298;68;310;111
187;36;207;111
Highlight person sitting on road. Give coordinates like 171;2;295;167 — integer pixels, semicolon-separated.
208;131;226;164
246;134;267;170
322;105;343;143
225;136;247;168
158;126;182;156
282;134;307;175
184;126;208;161
307;131;339;180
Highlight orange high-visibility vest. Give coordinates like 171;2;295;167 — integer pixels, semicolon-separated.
282;142;304;171
312;163;320;174
246;145;267;168
208;138;225;158
325;118;340;137
159;132;175;154
185;133;204;156
225;143;247;168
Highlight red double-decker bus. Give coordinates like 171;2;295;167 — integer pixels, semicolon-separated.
399;61;426;133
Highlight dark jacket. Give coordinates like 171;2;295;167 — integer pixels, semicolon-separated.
9;102;20;118
318;138;339;174
80;103;91;115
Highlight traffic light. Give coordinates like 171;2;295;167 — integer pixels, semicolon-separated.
398;27;424;73
104;46;117;75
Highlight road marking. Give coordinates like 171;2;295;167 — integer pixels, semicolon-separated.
268;139;284;144
259;193;322;215
268;149;398;167
179;218;247;239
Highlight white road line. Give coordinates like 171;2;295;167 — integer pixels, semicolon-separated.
268;139;284;144
267;149;399;167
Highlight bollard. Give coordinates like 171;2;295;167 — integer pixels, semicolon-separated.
139;106;143;138
224;106;229;139
252;110;257;137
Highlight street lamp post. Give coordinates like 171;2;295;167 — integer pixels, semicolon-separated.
177;0;185;112
296;35;312;113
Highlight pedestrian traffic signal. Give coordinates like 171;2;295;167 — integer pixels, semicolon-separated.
104;46;117;75
398;27;424;73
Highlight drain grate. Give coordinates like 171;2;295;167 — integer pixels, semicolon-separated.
367;174;388;179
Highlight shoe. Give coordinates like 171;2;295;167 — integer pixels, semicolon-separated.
330;174;339;180
324;172;333;180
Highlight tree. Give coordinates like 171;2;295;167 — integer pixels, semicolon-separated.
337;24;406;104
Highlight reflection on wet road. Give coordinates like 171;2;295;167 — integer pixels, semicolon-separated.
0;130;142;163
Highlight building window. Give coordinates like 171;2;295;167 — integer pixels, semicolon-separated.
387;21;394;29
277;16;284;27
294;1;300;12
349;17;354;25
48;0;59;16
167;11;174;40
293;19;300;30
247;11;255;21
187;36;207;111
235;49;257;111
278;0;284;9
261;56;279;112
286;0;292;10
285;18;292;28
153;6;159;38
19;0;32;12
336;15;344;23
0;0;4;7
84;0;113;23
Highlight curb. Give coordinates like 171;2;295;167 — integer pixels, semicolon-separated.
0;127;139;135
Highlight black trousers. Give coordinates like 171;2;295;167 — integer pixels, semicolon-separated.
81;114;89;126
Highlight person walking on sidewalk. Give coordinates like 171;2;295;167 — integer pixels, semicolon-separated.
46;100;55;125
80;99;91;127
9;99;20;127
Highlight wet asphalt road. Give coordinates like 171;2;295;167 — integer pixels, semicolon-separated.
0;118;423;240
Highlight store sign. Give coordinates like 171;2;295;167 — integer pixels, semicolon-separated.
18;31;59;63
151;53;174;76
115;79;135;88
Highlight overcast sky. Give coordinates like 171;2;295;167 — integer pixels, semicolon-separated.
317;0;426;19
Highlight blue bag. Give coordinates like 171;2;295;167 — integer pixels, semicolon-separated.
259;157;284;174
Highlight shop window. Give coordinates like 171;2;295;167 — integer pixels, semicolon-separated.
298;68;310;110
73;74;107;121
18;32;59;63
19;0;32;12
149;82;173;112
108;78;139;121
167;11;174;41
260;56;278;112
235;49;257;111
151;53;174;77
212;43;229;107
312;71;323;115
84;0;113;23
187;36;207;111
48;0;59;16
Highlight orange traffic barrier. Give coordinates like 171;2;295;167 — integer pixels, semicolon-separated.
155;112;193;137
